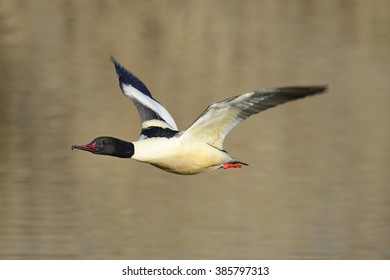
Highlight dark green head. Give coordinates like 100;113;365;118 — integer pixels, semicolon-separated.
72;136;134;158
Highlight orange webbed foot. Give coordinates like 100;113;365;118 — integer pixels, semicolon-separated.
222;161;248;169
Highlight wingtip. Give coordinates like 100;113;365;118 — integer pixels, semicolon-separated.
279;85;328;97
316;85;328;93
110;56;153;97
302;85;328;98
110;56;123;77
305;85;328;95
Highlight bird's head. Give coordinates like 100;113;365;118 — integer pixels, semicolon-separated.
72;136;134;158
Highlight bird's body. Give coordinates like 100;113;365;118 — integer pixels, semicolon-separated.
72;58;327;175
132;137;233;175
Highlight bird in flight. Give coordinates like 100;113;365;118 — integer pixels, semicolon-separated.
72;58;327;175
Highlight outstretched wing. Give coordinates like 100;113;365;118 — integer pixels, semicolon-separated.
181;86;327;149
111;58;178;136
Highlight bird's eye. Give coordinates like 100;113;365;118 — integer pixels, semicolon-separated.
102;140;107;146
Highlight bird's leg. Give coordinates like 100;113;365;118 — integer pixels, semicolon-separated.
222;162;243;169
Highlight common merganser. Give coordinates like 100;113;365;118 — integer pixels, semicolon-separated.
72;58;327;175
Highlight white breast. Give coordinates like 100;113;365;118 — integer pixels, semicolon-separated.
132;137;233;174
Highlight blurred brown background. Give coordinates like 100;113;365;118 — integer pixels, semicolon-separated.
0;0;389;259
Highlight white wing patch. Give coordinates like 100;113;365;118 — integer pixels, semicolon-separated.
122;84;178;130
181;92;258;149
181;86;327;149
